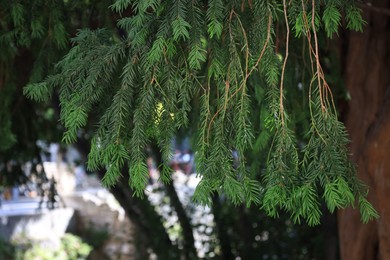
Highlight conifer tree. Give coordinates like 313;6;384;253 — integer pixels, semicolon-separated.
23;0;379;226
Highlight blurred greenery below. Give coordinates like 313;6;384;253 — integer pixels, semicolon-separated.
0;234;92;260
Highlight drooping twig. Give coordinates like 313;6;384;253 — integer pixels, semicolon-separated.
280;0;290;126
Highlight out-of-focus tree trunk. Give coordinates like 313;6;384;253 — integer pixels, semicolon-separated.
150;143;197;260
211;194;234;260
322;211;339;260
75;138;180;259
103;172;181;259
338;0;390;259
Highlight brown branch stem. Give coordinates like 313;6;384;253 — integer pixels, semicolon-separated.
280;0;290;126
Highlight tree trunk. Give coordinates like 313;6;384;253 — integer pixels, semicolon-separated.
211;194;234;259
164;181;198;259
104;172;181;259
78;141;186;259
338;1;390;259
150;143;197;259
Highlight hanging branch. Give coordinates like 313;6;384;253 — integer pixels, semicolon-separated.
22;0;378;224
280;0;290;127
310;0;324;112
207;11;272;136
301;0;337;116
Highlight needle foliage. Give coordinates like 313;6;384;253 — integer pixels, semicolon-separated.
22;0;378;225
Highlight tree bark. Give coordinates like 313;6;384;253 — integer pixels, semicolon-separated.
164;181;198;259
338;0;390;259
150;143;197;260
102;171;181;259
211;194;234;259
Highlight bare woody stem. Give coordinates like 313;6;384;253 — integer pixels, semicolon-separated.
280;0;290;126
